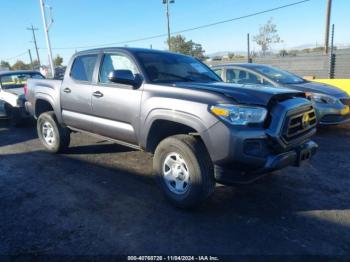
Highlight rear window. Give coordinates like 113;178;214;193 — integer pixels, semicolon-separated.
70;55;98;82
0;72;44;89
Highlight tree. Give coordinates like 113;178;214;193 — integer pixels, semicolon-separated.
32;60;40;70
279;49;288;57
167;35;205;60
11;60;30;70
212;56;222;61
0;60;11;70
228;52;235;60
54;54;63;66
253;18;282;55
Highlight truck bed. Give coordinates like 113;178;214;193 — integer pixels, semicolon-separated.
25;79;63;118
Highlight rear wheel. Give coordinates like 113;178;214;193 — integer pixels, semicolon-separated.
37;111;70;153
153;135;215;209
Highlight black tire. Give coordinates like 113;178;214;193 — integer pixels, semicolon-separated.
4;104;22;127
37;111;70;153
153;134;215;209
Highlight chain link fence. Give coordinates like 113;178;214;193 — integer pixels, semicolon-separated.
208;48;350;79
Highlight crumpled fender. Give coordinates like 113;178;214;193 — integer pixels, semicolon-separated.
0;91;19;107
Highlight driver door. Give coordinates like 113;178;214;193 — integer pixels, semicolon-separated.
91;52;142;144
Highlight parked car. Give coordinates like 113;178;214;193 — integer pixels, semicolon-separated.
54;66;66;80
25;48;318;208
212;64;350;125
0;70;45;126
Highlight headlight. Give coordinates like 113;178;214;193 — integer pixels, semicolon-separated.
306;92;338;104
210;104;267;125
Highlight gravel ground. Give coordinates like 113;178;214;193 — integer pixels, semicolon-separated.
0;119;350;256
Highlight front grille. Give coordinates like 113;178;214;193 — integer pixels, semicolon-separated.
340;98;350;106
282;106;317;143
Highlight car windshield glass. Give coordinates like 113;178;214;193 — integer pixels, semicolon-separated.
0;72;44;89
135;51;222;84
253;65;305;84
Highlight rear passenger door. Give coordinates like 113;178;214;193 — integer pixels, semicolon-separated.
61;54;98;132
225;68;240;83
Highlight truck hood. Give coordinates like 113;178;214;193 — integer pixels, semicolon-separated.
174;82;304;106
287;81;347;98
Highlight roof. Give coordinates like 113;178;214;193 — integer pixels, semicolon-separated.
0;70;41;76
212;63;270;69
74;47;184;56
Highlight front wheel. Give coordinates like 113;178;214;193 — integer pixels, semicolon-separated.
37;111;70;153
153;135;215;209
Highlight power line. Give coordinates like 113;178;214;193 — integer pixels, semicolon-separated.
173;0;311;34
1;51;29;61
52;0;311;50
0;0;312;61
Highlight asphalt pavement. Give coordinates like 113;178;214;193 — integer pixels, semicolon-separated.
0;119;350;256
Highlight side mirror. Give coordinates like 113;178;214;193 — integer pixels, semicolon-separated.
108;70;141;88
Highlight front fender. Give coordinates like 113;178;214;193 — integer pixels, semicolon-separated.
140;108;216;152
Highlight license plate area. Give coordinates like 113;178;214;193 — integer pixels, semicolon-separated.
340;106;350;116
295;147;312;166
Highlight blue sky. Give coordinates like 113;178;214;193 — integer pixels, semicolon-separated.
1;0;349;65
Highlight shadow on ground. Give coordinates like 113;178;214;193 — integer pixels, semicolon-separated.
0;123;350;255
0;119;37;147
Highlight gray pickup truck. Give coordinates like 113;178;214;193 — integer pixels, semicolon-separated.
26;47;318;208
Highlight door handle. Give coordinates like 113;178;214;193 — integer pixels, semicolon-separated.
63;88;71;93
92;91;104;98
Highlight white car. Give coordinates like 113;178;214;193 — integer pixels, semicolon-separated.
0;70;44;126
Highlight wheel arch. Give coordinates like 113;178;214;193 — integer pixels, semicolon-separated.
34;94;62;123
141;109;211;153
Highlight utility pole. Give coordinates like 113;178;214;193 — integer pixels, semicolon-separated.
247;33;251;63
329;24;336;78
330;24;335;55
26;25;41;67
324;0;332;54
39;0;55;77
28;49;34;70
163;0;175;51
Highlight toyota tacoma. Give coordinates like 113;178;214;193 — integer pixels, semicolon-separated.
25;48;318;208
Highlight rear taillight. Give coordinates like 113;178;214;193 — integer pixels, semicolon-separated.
24;84;28;96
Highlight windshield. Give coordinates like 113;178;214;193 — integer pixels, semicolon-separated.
253;65;305;84
0;72;44;89
135;51;222;84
